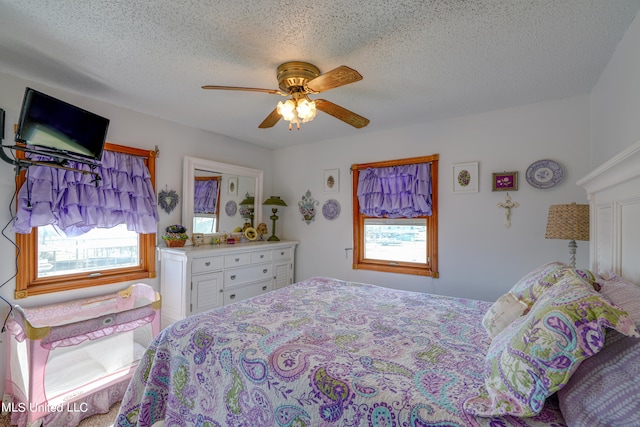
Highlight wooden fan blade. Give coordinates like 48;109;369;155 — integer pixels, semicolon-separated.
305;66;363;93
202;85;282;95
258;108;282;128
315;99;370;128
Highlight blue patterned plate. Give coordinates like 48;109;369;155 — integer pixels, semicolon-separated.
526;159;564;189
322;199;341;220
225;200;237;216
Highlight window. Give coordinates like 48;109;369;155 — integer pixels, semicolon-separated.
193;215;217;234
193;176;221;233
37;224;139;278
15;143;157;298
352;155;438;277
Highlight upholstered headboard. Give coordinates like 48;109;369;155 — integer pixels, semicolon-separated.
578;140;640;284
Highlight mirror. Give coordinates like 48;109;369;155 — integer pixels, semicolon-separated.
183;156;263;243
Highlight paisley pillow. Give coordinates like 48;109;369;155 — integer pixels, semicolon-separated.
508;261;567;306
482;292;529;338
529;267;600;298
464;275;639;417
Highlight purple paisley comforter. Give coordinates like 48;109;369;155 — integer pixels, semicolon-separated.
117;277;565;426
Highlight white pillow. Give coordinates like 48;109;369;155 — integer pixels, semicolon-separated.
481;292;528;338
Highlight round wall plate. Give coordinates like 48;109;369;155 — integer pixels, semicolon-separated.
322;199;341;220
526;159;564;189
225;200;237;216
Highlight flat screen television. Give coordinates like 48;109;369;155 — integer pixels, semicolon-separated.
15;87;109;162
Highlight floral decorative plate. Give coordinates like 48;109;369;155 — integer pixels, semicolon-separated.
322;199;341;220
525;159;564;189
225;200;237;216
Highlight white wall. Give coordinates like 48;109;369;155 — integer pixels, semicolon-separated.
273;95;592;301
591;14;640;167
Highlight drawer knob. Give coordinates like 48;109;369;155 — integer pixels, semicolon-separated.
235;257;240;262
263;269;268;274
281;251;285;255
260;254;264;259
230;294;236;300
230;275;236;280
262;286;267;291
205;261;211;266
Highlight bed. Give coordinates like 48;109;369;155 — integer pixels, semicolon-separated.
117;141;640;427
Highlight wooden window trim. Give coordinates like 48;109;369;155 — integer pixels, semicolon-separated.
14;142;157;299
351;154;439;277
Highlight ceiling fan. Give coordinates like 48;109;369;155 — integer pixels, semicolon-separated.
202;61;370;130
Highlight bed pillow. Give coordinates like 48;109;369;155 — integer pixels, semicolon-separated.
527;267;600;302
557;330;640;426
508;261;567;306
463;276;639;418
599;273;640;328
510;263;599;308
482;292;529;338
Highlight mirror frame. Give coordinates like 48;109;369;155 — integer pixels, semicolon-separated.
182;156;263;241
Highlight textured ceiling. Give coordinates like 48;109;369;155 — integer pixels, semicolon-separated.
0;0;638;149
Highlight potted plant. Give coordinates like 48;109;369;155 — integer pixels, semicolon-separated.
162;224;189;247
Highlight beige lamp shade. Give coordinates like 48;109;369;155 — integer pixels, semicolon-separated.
545;203;589;241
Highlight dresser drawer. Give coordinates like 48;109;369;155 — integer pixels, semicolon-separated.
272;248;292;261
251;250;272;264
224;252;251;268
191;256;223;274
225;264;272;287
223;280;272;305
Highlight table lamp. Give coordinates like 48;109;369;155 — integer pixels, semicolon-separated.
545;203;589;268
238;193;255;226
263;196;287;241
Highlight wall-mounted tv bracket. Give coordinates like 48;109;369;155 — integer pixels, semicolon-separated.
0;109;101;185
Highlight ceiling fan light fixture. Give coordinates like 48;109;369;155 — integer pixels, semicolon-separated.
297;98;317;123
276;95;317;130
277;99;296;122
203;61;368;130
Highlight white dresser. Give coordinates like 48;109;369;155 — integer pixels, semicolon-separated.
159;240;297;328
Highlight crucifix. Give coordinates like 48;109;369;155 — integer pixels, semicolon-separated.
497;193;519;228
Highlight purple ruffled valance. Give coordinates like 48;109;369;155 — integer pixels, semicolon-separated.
12;150;159;236
194;179;219;214
357;162;432;218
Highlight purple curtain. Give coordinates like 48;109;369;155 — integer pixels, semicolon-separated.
194;179;219;214
357;162;432;218
13;150;159;236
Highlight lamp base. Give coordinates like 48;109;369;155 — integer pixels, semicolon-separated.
268;209;280;242
568;239;577;268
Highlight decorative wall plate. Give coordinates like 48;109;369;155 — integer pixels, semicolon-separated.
225;200;237;216
525;159;564;189
322;199;341;220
